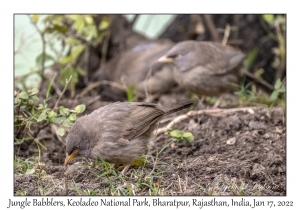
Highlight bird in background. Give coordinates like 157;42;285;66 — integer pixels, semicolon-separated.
157;40;246;106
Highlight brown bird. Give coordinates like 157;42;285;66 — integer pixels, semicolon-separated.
157;41;245;101
92;40;176;100
65;100;195;175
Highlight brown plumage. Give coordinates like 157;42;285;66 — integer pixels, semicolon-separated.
65;100;195;175
93;40;177;100
158;41;246;96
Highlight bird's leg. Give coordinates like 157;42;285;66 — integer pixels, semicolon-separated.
196;95;206;109
213;94;224;108
121;164;131;176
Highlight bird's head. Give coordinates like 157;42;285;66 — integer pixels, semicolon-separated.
157;41;197;72
64;118;91;166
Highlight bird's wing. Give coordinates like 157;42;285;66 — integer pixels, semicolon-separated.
121;103;164;140
200;43;245;75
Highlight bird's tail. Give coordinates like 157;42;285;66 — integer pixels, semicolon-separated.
164;99;196;115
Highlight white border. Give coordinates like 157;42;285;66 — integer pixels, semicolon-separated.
3;0;298;209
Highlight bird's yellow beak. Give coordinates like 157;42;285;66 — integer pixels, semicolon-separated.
64;149;80;166
157;55;174;63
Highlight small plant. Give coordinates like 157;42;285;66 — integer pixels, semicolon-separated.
14;156;35;175
169;129;194;144
234;79;258;103
14;87;86;145
262;14;286;82
126;85;135;102
235;75;286;107
270;79;286;102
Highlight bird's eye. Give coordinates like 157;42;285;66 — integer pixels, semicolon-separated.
74;146;80;150
167;54;181;59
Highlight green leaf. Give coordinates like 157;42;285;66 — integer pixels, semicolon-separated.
60;45;84;64
82;25;97;40
19;92;29;100
38;104;44;110
14;91;17;96
28;99;34;106
14;98;21;105
84;15;94;25
59;67;79;86
275;15;286;24
132;156;148;166
46;72;57;100
50;117;63;124
48;110;56;118
183;132;194;141
56;128;65;136
243;48;258;70
254;68;264;78
63;118;73;127
75;104;86;113
126;86;135;102
25;168;35;174
52;24;68;34
71;45;84;60
30;95;38;102
75;16;85;31
170;130;183;138
69;113;77;121
60;55;74;64
65;37;80;45
274;79;282;90
37;112;47;122
35;53;54;67
77;67;86;76
277;87;286;93
31;107;36;115
20;104;27;109
270;91;279;101
263;14;274;24
99;19;110;30
59;106;70;116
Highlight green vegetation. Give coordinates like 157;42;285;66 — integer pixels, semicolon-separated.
14;86;86;145
169;129;194;144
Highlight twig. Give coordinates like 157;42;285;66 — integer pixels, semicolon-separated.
222;24;231;46
54;75;72;110
130;15;140;28
77;80;125;98
242;69;274;92
14;67;52;81
226;39;243;46
143;67;153;101
156;107;257;135
100;30;111;71
86;95;101;106
84;43;90;85
64;172;69;195
50;81;62;96
27;15;47;85
274;20;286;82
34;135;52;150
66;32;89;44
202;15;220;42
178;175;182;193
259;16;277;41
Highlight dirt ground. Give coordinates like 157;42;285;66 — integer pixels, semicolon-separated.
14;94;286;196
